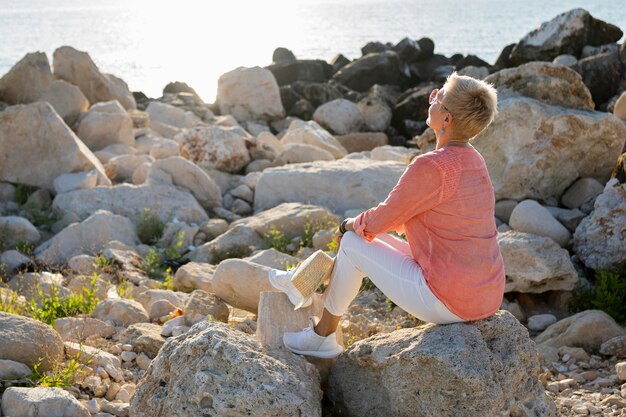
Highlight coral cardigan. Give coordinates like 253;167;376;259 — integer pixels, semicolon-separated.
353;145;505;321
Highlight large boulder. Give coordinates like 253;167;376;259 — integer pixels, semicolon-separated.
1;387;90;417
173;262;215;293
573;50;623;107
328;311;556;417
509;8;623;65
152;156;222;209
53;317;115;342
76;100;134;151
267;59;332;86
130;321;322;417
573;179;626;270
211;259;274;313
497;231;578;293
53;46;136;110
312;98;365;135
38;79;90;125
0;312;64;372
52;184;209;226
217;66;285;122
0;52;54;104
0;102;110;191
274;143;335;165
332;51;403;92
183;290;230;325
118;323;165;359
92;298;149;327
35;210;140;265
188;225;266;264
146;101;201;129
254;159;406;214
485;62;594;109
0;216;40;248
472;95;626;201
281;120;347;159
177;125;251;173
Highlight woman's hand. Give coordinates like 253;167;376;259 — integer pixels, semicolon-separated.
334;218;356;247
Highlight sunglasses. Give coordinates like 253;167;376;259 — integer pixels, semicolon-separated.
429;88;451;114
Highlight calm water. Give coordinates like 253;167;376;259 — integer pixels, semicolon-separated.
1;0;625;101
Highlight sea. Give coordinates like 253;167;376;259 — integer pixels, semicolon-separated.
0;0;625;102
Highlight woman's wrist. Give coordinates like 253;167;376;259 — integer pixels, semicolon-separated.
339;218;355;235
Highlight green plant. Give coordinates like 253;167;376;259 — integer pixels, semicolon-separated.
14;184;37;205
28;349;91;389
591;268;626;323
360;277;376;291
140;232;186;280
301;215;340;249
264;226;291;254
137;209;165;245
27;281;99;326
326;239;338;253
92;255;114;272
0;289;27;315
158;267;175;291
21;207;59;232
116;279;134;299
14;241;34;255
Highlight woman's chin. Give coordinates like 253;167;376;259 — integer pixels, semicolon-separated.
425;118;431;128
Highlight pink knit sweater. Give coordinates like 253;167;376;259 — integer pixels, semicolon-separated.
353;145;505;321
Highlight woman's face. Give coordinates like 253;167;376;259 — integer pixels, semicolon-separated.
426;87;450;131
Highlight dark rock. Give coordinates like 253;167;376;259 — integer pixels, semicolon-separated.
163;81;199;97
397;119;427;139
299;82;344;107
431;65;455;83
267;60;333;86
612;152;626;183
456;54;491;70
580;43;620;59
361;41;393;56
392;37;422;63
449;53;464;65
289;99;315;120
133;91;150;110
415;54;453;82
510;8;623;65
279;86;303;113
494;43;516;69
332;51;405;92
573;51;623;105
272;47;296;64
393;83;437;124
417;38;435;61
620;41;626;68
330;54;351;74
385;126;408;146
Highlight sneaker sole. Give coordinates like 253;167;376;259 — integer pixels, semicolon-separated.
285;345;344;359
268;271;312;308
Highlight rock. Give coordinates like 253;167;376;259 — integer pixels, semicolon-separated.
173;262;215;293
230;184;253;203
244;248;300;270
8;272;70;306
0;250;29;274
500;298;525;322
145;101;201;129
0;312;64;372
581;42;620;58
0;102;110;191
272;47;296;64
149;138;180;159
552;54;578;66
188;225;266;264
92;298;149;327
336;132;389;153
393;83;436;124
356;94;392;131
53;317;115;342
64;342;123;382
267;60;332;86
0;216;40;248
183;290;230;325
106;154;153;183
370;145;417;163
573;179;626;270
38;79;89;125
600;335;626;358
177;125;251;173
150;300;177;322
254;159;405;214
35;210;139;265
312;98;365;135
256;292;327;349
457;65;489;79
281;120;347;158
485;62;594;109
130;321;321;417
573;50;623;105
231;202;339;238
0;359;31;380
494;200;517;223
211;259;274;313
76;100;134;151
328;311;556;417
275;143;335;164
0;182;16;202
53;170;99;194
497;231;578;293
544;206;586;233
527;314;558;331
250;131;283;161
332;51;403;92
52;184;209;226
0;52;53;104
509;200;571;247
561;177;604;210
472;96;626;201
1;387;90;417
135;289;189;314
217;66;284;122
614;91;626;120
53;46;136;110
67;275;118;300
509;8;623;65
152;156;222;209
535;310;626;362
118;323;165;359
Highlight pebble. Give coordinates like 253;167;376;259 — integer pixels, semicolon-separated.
120;351;137;362
121;344;134;351
136;353;152;371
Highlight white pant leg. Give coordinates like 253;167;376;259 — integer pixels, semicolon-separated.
323;232;464;325
374;232;412;257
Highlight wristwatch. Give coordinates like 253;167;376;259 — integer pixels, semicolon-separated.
339;219;349;235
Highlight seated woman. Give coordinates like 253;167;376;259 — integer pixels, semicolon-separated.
271;73;505;359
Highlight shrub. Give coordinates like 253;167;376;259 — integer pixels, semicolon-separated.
27;280;99;326
591;268;626;323
264;226;290;254
28;350;91;389
14;184;37;205
140;232;186;281
137;209;165;245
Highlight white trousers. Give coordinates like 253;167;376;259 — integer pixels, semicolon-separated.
323;231;465;325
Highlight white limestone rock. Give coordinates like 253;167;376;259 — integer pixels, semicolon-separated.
527;314;558;331
370;145;417;163
274;143;335;165
497;231;578;293
509;200;571;247
0;359;32;380
281;120;347;158
188;225;266;264
0;52;54;104
1;387;90;417
146;101;201;129
92;298;149;327
53;170;98;194
173;262;216;293
53;317;115;342
38;79;89;125
313;98;366;135
105;154;153;183
217;66;285;122
76;100;134;151
560;177;604;211
211;258;275;313
183;290;230;325
0;216;40;247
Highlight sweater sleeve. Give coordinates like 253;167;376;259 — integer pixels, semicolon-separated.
353;155;443;241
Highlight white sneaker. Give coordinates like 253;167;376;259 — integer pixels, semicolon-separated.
283;316;344;359
268;268;313;309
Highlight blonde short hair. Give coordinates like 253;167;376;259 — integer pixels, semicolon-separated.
442;73;498;140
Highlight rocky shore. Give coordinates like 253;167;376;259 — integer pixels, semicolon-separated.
0;7;625;417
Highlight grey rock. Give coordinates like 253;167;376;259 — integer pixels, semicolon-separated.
2;387;90;417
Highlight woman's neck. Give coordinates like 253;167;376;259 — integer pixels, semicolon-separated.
435;132;469;150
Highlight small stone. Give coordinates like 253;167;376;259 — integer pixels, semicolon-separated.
136;353;151;371
109;345;122;355
572;404;589;414
528;314;557;331
121;351;137;362
616;362;626;381
121;344;133;351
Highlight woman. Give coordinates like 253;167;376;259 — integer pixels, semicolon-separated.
271;73;505;359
